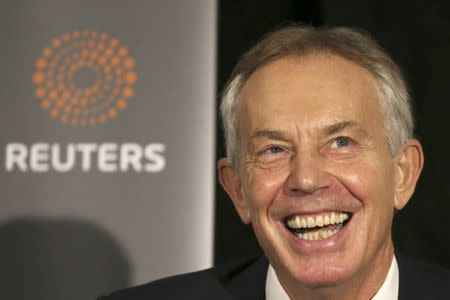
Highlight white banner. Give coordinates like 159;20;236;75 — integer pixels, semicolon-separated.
0;1;216;299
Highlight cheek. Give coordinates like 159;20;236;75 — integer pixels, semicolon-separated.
243;166;290;213
331;156;395;206
330;158;396;250
330;156;397;248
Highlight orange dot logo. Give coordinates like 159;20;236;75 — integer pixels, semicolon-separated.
32;30;137;126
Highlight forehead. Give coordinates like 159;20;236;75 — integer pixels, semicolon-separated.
238;53;382;135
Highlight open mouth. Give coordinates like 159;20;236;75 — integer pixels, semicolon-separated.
284;212;352;241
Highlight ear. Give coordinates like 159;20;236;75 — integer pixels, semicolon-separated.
393;139;424;210
218;157;251;224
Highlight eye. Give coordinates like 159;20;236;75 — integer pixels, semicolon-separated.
267;145;285;154
257;145;291;163
330;136;352;149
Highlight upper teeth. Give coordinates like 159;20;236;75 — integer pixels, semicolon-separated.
286;212;349;229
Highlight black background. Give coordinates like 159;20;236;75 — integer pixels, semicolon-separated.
214;0;450;270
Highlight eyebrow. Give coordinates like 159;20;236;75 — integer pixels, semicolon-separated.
321;121;368;137
249;121;368;143
249;129;290;142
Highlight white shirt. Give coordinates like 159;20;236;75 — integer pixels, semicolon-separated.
265;256;399;300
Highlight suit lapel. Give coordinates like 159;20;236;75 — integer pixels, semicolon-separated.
226;256;269;299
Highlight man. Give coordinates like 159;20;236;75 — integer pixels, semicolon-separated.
100;26;450;299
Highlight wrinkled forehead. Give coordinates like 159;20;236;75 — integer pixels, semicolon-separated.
240;51;379;101
237;53;383;137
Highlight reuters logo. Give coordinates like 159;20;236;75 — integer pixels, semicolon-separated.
32;30;137;126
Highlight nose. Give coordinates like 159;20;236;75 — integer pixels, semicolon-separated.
285;149;331;196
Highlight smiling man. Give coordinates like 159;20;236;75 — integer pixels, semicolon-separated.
100;26;450;300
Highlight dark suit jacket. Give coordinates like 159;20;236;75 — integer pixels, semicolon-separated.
99;255;450;299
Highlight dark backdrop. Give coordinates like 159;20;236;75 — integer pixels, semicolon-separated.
214;0;450;270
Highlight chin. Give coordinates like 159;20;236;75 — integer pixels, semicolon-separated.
293;265;354;287
274;252;361;289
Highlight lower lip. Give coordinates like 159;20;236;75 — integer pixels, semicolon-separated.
280;217;352;251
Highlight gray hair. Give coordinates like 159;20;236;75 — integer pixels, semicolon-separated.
220;25;414;169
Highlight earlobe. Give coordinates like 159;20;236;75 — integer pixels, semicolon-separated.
218;158;251;224
394;139;424;210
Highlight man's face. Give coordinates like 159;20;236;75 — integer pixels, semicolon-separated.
220;53;417;288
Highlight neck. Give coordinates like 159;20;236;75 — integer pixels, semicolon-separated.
282;242;394;300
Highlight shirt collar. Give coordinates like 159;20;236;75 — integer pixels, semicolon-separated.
265;256;399;300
